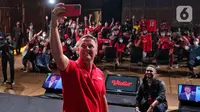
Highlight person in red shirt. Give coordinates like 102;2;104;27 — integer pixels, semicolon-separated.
114;38;126;66
166;32;175;69
136;29;152;61
155;31;174;68
50;3;108;112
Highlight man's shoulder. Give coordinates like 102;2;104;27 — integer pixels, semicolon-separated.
156;79;165;84
155;79;166;88
95;67;104;75
60;60;77;73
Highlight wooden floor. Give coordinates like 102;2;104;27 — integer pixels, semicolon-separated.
0;55;200;111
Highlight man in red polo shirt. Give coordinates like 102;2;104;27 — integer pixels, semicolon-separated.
50;3;108;112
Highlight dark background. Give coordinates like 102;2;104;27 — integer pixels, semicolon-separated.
0;0;199;33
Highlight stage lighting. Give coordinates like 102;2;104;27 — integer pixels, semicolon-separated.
49;0;55;4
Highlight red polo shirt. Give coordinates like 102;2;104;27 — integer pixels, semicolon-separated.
60;59;106;112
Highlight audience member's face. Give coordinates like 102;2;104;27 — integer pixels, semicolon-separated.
79;31;83;36
163;22;166;25
115;22;119;26
59;18;64;24
79;37;97;62
190;32;194;36
167;32;171;37
16;22;20;26
143;30;147;35
161;32;165;37
92;22;95;26
29;25;33;29
105;22;108;27
124;21;127;25
116;30;120;35
168;37;172;41
145;66;157;79
6;36;11;40
185;87;191;94
98;33;102;38
194;39;199;46
42;32;47;37
119;38;123;43
71;23;76;29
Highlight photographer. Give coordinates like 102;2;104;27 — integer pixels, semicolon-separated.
0;34;15;85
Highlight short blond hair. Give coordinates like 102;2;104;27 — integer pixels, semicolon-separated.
75;34;98;48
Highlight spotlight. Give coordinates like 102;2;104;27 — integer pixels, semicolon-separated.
49;0;55;4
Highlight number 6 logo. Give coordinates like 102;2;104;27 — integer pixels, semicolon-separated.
176;6;192;22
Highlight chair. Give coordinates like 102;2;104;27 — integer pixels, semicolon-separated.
104;47;117;70
129;47;143;72
157;49;169;64
104;47;117;61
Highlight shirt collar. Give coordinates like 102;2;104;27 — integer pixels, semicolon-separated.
76;58;96;70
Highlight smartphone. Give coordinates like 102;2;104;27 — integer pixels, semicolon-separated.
59;4;81;17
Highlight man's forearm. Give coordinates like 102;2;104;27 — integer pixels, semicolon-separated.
151;100;159;107
50;26;66;69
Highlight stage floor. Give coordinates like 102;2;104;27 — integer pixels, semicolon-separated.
0;55;200;111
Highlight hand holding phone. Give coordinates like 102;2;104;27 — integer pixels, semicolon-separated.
59;4;81;17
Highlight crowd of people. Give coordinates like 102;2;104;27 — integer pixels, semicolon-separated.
1;8;200;83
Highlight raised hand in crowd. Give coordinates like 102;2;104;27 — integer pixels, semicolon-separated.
84;16;88;21
89;14;92;18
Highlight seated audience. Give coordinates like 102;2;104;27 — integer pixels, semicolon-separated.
185;38;200;78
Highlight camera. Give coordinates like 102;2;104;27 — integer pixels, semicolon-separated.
3;38;11;46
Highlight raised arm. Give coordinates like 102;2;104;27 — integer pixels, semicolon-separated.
50;3;69;71
88;14;92;27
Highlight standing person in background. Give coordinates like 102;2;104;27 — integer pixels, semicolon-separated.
135;29;152;61
50;3;108;112
0;34;15;86
27;22;35;42
12;21;22;55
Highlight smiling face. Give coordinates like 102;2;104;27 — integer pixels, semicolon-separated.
78;36;97;63
145;66;157;79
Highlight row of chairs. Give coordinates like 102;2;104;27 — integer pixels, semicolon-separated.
100;46;191;73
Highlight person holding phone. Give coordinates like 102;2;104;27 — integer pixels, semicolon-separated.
50;3;108;112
